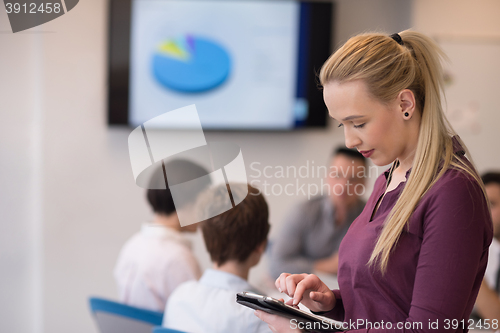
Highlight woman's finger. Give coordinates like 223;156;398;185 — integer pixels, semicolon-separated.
285;274;298;298
275;275;282;291
277;273;290;294
284;299;300;309
291;275;315;305
276;273;309;299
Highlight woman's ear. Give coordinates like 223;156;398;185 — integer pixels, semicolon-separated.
399;89;416;119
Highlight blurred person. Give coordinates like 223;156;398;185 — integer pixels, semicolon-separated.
114;159;211;311
163;183;272;333
475;172;500;324
268;147;366;278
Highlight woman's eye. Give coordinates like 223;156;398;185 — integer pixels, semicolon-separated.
337;123;344;128
354;123;365;129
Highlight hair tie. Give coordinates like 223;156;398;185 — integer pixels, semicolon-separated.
390;33;404;46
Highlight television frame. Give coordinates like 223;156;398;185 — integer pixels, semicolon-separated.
107;0;334;131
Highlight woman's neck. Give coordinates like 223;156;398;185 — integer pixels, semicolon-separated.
397;115;420;172
397;148;416;173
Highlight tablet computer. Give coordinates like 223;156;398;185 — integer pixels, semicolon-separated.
236;291;346;332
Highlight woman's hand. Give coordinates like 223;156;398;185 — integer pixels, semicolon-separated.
254;310;301;333
275;273;335;312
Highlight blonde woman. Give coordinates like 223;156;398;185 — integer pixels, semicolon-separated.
255;31;493;332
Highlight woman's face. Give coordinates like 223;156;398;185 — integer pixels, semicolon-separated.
323;80;415;167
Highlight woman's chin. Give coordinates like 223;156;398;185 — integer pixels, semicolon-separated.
370;156;393;167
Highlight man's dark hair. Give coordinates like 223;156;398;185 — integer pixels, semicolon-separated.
333;147;366;165
198;184;270;266
146;159;210;216
482;172;500;186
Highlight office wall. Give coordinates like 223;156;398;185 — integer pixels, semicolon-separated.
334;0;412;46
0;17;42;333
412;0;500;172
1;1;412;333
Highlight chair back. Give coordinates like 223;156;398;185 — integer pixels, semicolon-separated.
89;297;163;333
152;327;188;333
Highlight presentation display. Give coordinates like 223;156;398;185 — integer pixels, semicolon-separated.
107;0;333;130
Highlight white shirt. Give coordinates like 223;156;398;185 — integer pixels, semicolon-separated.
163;269;272;333
114;224;201;311
485;238;500;290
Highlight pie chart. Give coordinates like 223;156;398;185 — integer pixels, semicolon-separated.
152;35;231;93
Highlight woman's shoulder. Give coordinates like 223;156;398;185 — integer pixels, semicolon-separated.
430;162;481;195
418;165;492;248
421;136;478;195
421;164;489;224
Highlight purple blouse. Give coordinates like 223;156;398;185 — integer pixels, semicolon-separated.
325;140;493;332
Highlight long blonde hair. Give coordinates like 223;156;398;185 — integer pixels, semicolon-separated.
319;30;486;274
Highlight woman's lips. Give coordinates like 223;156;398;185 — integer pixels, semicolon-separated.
359;149;374;158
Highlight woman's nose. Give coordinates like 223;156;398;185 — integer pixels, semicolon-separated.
344;127;362;149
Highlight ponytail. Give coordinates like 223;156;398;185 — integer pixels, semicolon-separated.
319;30;486;274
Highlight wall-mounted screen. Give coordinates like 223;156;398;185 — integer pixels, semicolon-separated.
108;0;333;130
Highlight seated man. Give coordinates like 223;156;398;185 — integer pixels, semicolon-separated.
268;147;366;279
114;159;210;311
475;172;500;322
163;184;272;333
